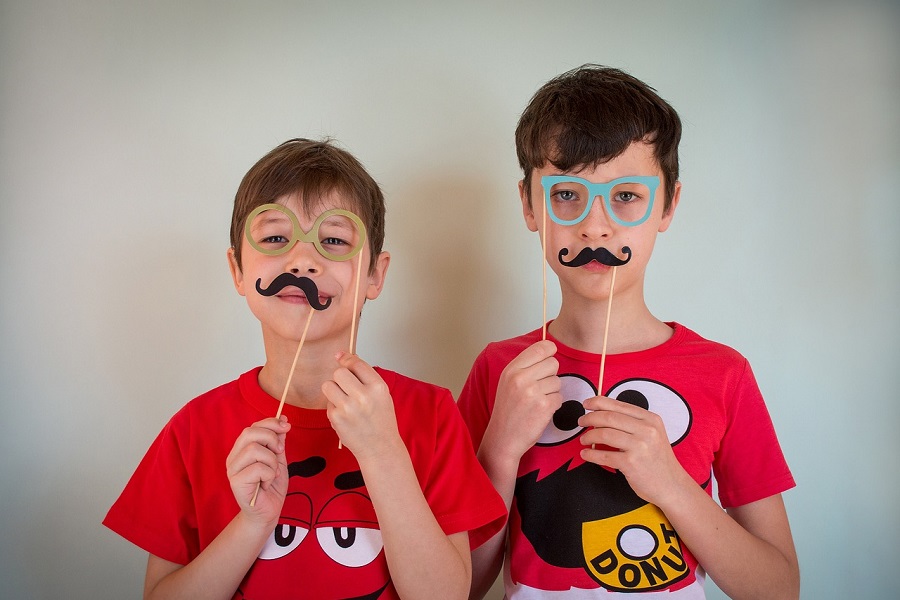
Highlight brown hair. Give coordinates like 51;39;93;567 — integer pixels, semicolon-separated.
515;65;681;213
230;138;386;272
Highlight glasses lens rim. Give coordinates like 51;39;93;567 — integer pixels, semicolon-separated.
311;208;367;262
244;203;300;256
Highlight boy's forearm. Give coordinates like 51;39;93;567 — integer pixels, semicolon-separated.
470;531;506;600
356;439;471;600
659;476;799;600
467;435;520;598
144;512;274;600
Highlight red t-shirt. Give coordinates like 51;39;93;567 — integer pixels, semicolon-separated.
104;367;506;599
457;323;795;598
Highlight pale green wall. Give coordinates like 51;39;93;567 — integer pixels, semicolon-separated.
1;1;898;598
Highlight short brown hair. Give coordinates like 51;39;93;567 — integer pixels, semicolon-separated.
230;138;386;272
515;65;681;213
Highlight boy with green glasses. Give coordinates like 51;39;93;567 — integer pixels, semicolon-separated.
105;138;505;599
459;66;799;599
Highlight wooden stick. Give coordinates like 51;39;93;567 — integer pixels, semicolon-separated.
249;308;315;507
541;195;548;341
593;266;618;450
349;250;364;355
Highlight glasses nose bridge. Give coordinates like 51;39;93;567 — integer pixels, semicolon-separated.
585;183;613;224
285;224;326;264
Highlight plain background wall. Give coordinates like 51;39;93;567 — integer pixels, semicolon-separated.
1;1;898;598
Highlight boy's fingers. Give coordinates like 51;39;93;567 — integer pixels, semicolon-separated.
238;462;279;490
335;351;379;385
228;445;279;479
330;366;364;397
530;356;560;381
226;418;290;465
244;426;284;451
321;379;341;401
512;340;557;369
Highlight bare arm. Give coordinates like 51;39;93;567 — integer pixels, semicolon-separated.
143;513;271;600
357;441;473;600
324;353;473;600
143;417;291;599
468;441;518;599
674;492;798;600
580;396;799;599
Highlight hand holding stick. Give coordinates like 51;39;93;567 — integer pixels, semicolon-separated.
249;308;315;507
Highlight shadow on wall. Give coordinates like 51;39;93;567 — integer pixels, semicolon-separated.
374;174;509;398
93;234;246;418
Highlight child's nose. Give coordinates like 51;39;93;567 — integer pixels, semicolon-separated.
286;241;324;274
578;195;614;239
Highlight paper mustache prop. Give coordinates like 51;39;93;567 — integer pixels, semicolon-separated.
558;246;632;268
255;273;333;310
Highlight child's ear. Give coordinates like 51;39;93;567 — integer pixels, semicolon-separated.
365;251;390;301
658;181;682;233
519;179;539;232
227;247;247;296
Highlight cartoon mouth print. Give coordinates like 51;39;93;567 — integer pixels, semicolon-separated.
255;273;333;310
512;374;705;593
236;456;390;599
558;246;632;268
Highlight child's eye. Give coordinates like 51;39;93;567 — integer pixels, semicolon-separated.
553;189;579;202
614;191;639;203
261;235;290;244
321;237;348;246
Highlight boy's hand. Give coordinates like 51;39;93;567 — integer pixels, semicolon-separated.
483;340;562;463
578;395;687;508
323;352;403;460
226;416;291;525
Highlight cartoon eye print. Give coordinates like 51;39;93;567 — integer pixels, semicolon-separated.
537;374;596;446
258;521;310;560
316;526;384;567
606;379;692;445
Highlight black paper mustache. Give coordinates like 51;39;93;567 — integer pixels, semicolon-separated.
558;246;632;268
255;273;332;310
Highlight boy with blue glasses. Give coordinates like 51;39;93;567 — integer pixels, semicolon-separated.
458;66;799;599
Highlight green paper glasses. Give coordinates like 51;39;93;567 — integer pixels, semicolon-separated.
244;204;366;261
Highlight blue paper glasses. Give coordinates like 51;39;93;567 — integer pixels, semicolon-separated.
541;175;660;227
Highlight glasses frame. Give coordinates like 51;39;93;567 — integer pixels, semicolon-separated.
541;175;660;227
244;203;367;262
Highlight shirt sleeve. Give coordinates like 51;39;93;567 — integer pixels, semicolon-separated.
421;388;507;549
456;347;493;451
102;413;200;565
714;359;796;508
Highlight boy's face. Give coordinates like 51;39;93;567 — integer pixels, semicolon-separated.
228;191;389;348
520;141;680;304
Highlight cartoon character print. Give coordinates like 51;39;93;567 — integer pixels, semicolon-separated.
236;455;391;599
511;374;707;594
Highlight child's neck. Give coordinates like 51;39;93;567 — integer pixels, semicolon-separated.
549;294;672;355
259;336;349;410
